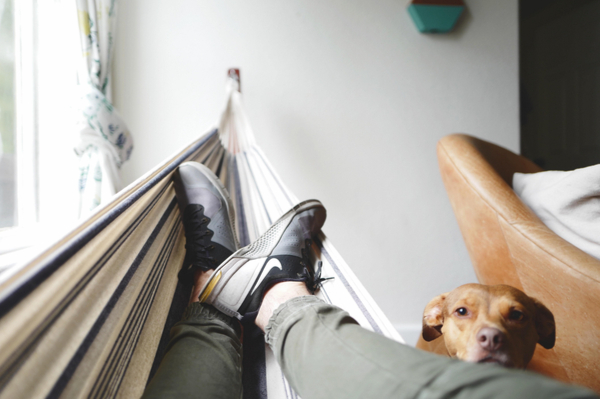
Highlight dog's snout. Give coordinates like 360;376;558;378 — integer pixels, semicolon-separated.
476;327;505;351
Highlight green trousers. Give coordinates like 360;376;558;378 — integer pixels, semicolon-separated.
143;296;597;399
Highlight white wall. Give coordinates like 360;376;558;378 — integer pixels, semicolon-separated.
114;0;519;345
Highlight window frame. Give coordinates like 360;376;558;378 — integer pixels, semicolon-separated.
0;0;39;259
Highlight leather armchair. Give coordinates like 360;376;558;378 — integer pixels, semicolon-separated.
434;134;600;393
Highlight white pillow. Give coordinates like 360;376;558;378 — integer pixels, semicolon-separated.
513;164;600;260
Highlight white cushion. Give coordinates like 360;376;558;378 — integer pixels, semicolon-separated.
513;164;600;260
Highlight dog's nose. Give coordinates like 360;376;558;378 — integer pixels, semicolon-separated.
477;327;505;351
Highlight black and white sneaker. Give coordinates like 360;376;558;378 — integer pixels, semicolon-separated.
197;200;327;319
173;162;239;281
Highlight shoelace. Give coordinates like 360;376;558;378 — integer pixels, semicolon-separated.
301;238;334;294
180;205;215;280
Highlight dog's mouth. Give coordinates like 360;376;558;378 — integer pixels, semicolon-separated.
476;355;513;368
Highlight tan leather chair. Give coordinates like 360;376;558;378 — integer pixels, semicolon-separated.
433;134;600;393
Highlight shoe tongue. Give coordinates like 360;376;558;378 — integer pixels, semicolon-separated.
187;187;222;217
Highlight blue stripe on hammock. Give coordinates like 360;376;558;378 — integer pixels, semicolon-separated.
232;157;250;247
241;322;268;399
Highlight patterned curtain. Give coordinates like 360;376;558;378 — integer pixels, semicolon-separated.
74;0;133;217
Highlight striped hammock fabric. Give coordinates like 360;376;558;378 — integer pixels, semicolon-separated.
0;80;403;399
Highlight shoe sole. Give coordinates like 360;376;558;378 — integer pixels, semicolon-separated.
179;161;240;250
197;199;325;315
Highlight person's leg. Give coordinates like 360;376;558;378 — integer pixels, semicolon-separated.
143;162;243;398
258;282;598;399
142;271;243;399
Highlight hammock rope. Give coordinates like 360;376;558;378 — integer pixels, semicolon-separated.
0;80;402;399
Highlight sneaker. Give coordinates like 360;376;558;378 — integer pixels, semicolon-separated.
197;199;327;319
173;162;239;281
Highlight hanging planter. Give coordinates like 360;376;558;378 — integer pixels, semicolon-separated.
407;0;465;34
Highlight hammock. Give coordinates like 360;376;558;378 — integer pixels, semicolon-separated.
0;76;403;399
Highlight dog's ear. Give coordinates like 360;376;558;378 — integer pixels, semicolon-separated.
532;298;555;349
422;293;448;342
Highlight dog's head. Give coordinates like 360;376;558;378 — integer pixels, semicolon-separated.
422;284;555;368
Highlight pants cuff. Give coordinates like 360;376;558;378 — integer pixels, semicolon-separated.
264;295;324;348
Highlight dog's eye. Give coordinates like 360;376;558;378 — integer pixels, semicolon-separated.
508;310;524;321
455;307;469;316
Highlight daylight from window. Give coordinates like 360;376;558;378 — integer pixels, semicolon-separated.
0;0;15;229
0;0;80;274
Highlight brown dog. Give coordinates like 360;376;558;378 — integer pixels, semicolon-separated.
416;284;555;368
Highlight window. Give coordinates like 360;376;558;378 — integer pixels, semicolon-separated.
1;0;19;229
0;0;80;275
0;1;15;226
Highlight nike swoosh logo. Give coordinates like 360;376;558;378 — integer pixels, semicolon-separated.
250;258;283;295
